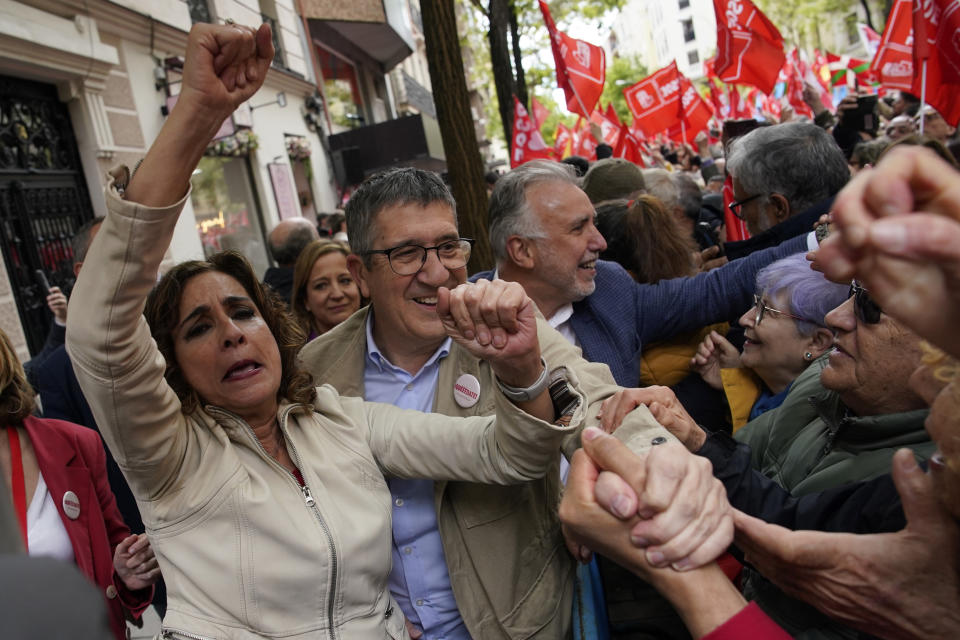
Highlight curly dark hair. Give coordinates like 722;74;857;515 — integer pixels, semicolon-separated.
144;251;316;415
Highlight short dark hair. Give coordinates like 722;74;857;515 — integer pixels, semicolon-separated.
561;155;590;177
344;167;456;259
71;217;105;266
145;251;316;415
595;143;613;159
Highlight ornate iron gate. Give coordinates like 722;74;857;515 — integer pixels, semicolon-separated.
0;75;95;355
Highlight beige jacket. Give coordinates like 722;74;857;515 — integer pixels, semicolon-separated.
66;182;589;640
299;308;675;639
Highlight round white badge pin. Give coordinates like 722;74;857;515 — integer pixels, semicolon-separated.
62;490;81;520
454;374;481;408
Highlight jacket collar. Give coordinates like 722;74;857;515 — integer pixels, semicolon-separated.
23;415;76;469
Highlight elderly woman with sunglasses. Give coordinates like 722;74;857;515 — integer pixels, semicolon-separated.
691;253;848;431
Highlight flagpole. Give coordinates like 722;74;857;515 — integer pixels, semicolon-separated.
681;119;687;145
919;59;928;136
564;67;593;122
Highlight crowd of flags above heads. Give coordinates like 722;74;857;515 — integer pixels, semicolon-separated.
510;0;960;169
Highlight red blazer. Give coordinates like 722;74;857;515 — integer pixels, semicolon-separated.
25;416;152;640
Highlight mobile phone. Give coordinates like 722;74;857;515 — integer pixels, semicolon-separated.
721;119;761;152
847;95;879;134
697;221;726;256
34;269;50;295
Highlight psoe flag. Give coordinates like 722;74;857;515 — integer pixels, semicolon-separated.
712;0;786;94
539;1;606;118
510;97;554;168
623;62;683;137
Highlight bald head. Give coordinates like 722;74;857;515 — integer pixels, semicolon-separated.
268;218;319;267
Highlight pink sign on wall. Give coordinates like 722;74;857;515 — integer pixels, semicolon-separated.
268;163;300;220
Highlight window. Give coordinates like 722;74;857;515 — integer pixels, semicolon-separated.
259;0;286;69
317;47;365;133
682;19;696;43
688;50;699;65
190;156;271;278
845;14;859;46
679;0;690;9
186;0;213;24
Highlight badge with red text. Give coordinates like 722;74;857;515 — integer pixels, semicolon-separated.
62;490;81;520
454;374;481;408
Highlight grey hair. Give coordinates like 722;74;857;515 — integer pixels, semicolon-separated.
488;160;577;261
726;122;849;215
755;252;849;336
71;217;104;266
642;168;678;210
673;173;702;221
345;167;456;258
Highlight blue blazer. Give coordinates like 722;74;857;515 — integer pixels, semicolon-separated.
473;235;806;386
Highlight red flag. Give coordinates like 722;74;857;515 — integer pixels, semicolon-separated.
531;96;550;129
812;50;832;90
605;103;622;128
613;123;645;167
510;96;554;168
762;93;782;120
571;117;598;160
554;122;573;158
784;49;814;118
795;48;834;111
870;0;914;91
912;0;960;126
712;0;786;94
677;75;714;142
591;108;622;147
723;174;750;241
624;61;684;137
539;1;606;118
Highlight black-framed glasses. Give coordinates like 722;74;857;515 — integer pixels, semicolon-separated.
728;193;764;220
850;280;882;324
753;294;805;325
363;238;474;276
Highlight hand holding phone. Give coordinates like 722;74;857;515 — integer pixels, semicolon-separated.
34;269;50;295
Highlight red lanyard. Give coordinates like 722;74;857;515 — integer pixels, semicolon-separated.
6;426;28;550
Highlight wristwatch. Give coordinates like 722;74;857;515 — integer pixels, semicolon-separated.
496;357;549;403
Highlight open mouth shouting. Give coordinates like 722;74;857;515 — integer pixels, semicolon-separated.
223;359;263;382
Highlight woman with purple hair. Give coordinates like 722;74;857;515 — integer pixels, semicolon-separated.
692;253;848;431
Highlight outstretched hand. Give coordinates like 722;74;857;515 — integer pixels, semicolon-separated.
113;533;160;592
734;448;960;639
690;330;740;390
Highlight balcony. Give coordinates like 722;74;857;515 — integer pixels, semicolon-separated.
300;0;414;71
327;114;445;187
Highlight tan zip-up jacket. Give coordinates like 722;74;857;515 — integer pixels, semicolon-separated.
65;180;593;640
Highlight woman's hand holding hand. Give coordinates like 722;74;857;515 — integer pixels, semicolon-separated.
113;533;161;592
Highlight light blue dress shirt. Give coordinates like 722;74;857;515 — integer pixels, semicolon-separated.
363;314;470;640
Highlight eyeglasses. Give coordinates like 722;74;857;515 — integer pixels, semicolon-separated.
849;280;882;324
728;193;765;220
753;294;805;325
363;238;474;276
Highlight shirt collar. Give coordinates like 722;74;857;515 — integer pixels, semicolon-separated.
547;303;574;328
364;309;452;375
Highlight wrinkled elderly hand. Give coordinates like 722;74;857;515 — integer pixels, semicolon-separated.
437;279;541;388
599;386;706;452
113;533;160;592
734;449;960;640
690;330;741;390
817;146;960;358
46;286;67;323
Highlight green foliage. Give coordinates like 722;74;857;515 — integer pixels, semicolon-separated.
753;0;858;49
602;54;648;124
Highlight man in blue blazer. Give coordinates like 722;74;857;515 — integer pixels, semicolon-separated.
475;160;809;388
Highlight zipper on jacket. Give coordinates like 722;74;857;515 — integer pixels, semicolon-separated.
206;405;340;640
161;628;215;640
